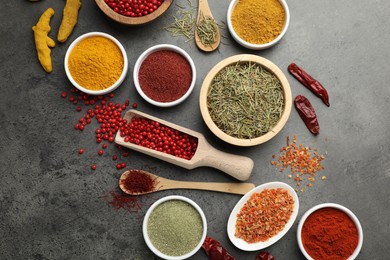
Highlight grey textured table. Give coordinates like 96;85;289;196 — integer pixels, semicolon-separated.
1;0;389;259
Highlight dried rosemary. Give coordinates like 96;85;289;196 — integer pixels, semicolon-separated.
164;0;196;41
207;62;284;139
196;12;217;46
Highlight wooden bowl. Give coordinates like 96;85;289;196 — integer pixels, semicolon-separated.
199;54;292;146
95;0;173;25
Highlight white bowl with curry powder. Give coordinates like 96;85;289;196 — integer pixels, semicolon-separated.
227;0;290;50
65;32;128;95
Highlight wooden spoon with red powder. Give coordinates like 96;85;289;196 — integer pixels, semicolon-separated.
119;169;255;196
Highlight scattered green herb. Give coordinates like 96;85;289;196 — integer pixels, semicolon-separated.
147;200;203;256
196;12;218;46
207;62;284;139
164;0;196;42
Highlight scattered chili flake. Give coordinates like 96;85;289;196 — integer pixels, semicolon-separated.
235;188;294;243
271;135;326;191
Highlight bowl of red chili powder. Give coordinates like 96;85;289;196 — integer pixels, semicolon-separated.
297;203;363;260
134;44;196;107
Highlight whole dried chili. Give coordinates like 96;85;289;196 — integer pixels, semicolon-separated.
294;95;320;135
256;252;275;260
288;63;330;106
202;236;236;260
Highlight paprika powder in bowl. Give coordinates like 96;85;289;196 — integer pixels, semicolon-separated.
64;32;128;95
199;54;292;146
143;195;207;259
227;0;290;50
133;44;196;107
227;182;299;251
297;203;363;260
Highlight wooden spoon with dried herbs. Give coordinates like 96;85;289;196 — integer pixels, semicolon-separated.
195;0;220;52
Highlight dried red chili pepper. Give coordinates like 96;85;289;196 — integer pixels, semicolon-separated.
294;95;320;135
256;251;276;260
202;236;236;260
288;63;330;107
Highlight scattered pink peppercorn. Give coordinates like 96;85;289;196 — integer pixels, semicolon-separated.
91;164;97;170
61;91;67;98
98;150;104;156
132;102;138;109
102;143;108;149
79;148;84;154
76;106;82;112
112;155;118;161
123;152;129;157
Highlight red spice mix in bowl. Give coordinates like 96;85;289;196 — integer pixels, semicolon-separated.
133;44;196;107
297;203;363;260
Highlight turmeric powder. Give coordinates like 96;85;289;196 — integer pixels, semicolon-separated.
68;36;124;90
231;0;285;44
32;8;55;73
58;0;81;43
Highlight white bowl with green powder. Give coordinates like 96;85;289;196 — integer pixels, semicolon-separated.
227;0;290;49
143;195;207;259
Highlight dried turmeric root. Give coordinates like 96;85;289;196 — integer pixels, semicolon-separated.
58;0;81;43
32;8;55;73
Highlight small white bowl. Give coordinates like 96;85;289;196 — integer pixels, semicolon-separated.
143;195;207;260
133;44;196;107
227;182;299;251
227;0;290;50
297;203;363;260
64;32;128;95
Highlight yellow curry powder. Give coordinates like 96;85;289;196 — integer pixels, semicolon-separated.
68;36;124;90
231;0;285;44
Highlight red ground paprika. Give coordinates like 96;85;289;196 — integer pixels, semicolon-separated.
138;50;192;103
301;207;359;260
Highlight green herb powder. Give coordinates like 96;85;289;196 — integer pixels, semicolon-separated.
147;200;203;256
207;62;285;139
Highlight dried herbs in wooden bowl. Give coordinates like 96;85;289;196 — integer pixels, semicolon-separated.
199;54;292;146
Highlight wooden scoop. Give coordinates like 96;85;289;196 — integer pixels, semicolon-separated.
119;169;256;195
115;110;254;181
195;0;221;52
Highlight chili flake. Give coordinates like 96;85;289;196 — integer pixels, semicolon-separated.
235;188;294;243
271;135;326;191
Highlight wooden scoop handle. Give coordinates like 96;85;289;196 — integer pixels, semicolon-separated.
162;180;255;195
195;146;254;181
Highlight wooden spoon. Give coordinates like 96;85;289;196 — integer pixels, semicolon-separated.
195;0;221;52
119;169;256;195
115;110;254;181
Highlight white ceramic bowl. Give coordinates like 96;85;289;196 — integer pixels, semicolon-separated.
227;182;299;251
297;203;363;260
227;0;290;50
133;44;196;107
64;32;128;95
143;195;207;260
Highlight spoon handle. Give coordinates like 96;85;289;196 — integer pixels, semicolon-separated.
161;180;255;195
